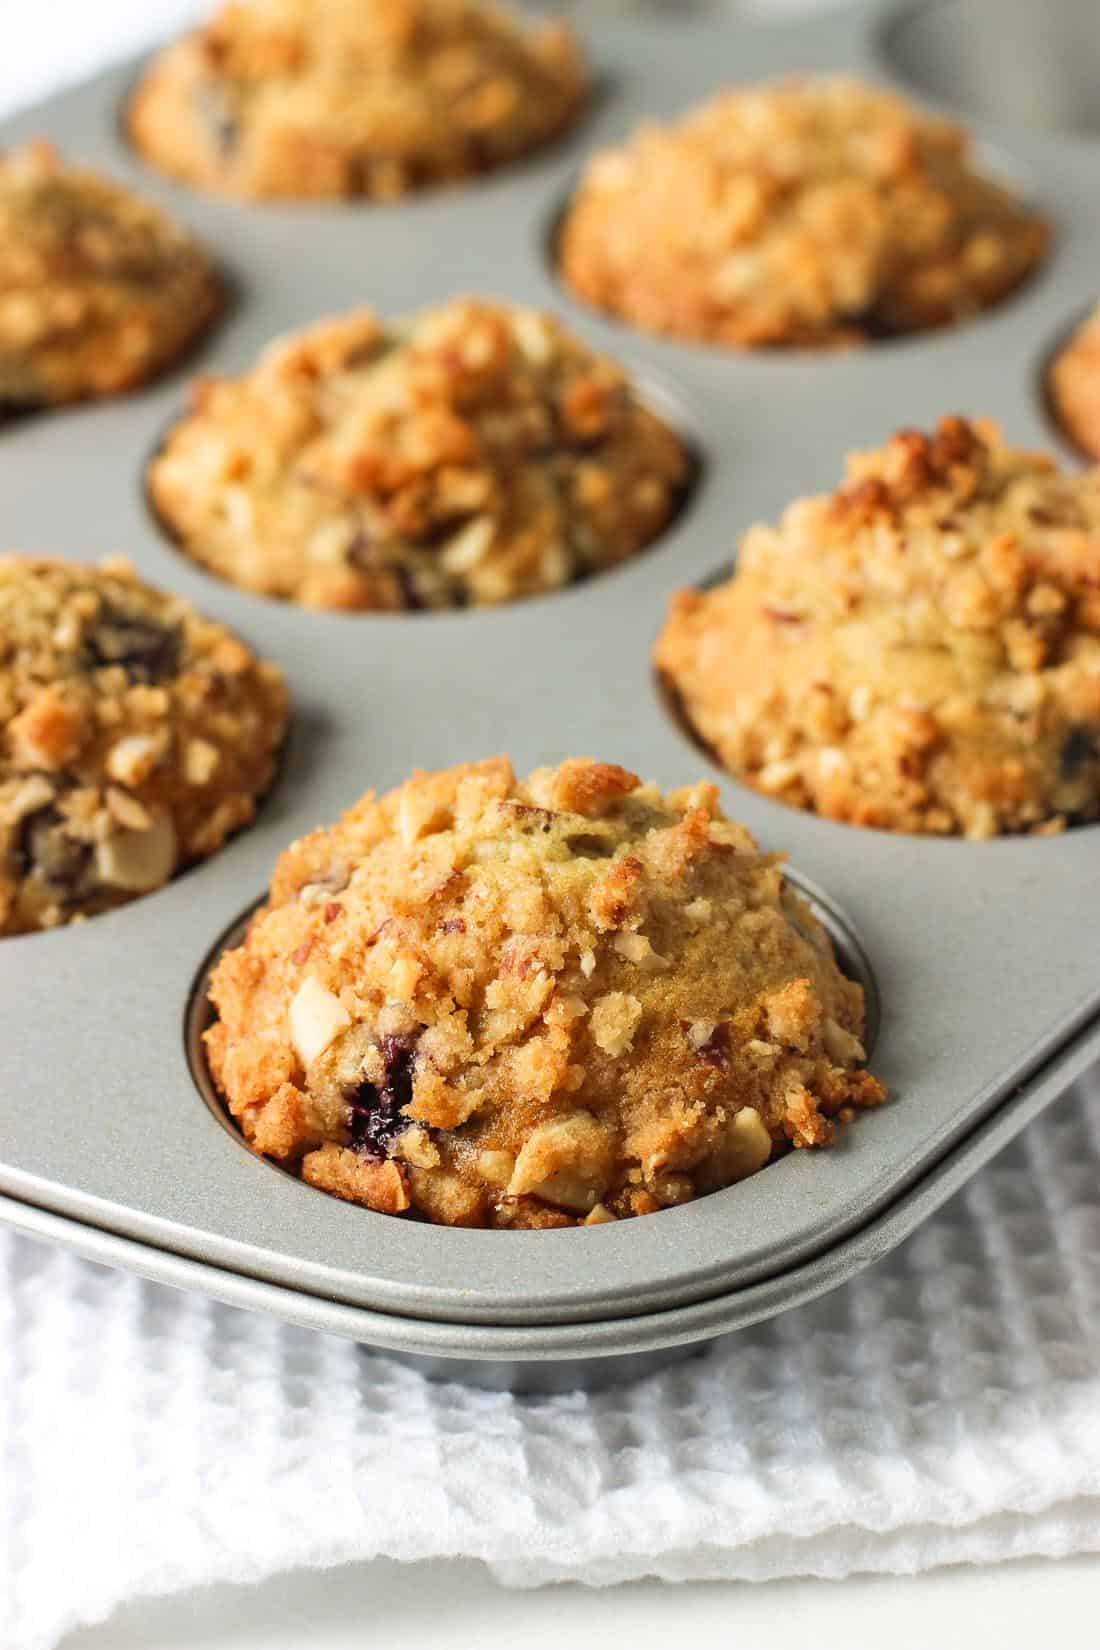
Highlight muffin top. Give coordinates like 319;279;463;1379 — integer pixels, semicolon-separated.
0;557;287;935
128;0;586;200
656;417;1100;838
1048;303;1100;461
559;76;1048;348
205;756;885;1228
149;298;690;611
0;142;222;409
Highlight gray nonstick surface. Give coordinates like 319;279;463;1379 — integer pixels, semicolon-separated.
2;0;1098;1387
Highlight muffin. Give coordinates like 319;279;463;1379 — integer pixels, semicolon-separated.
655;417;1100;838
0;557;288;935
128;0;586;201
205;756;885;1227
0;142;222;411
1048;304;1100;460
559;77;1048;349
148;298;691;610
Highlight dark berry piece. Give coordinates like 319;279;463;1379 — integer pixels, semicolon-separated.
345;532;377;571
14;799;95;897
681;1019;731;1069
1061;726;1094;779
348;1032;418;1159
394;565;425;611
83;605;181;683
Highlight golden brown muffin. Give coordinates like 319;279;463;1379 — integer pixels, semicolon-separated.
0;557;288;935
205;756;885;1227
0;142;222;409
148;298;690;611
656;417;1100;838
559;77;1048;349
1048;304;1100;460
128;0;586;201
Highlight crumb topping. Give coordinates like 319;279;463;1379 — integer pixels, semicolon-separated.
148;298;690;610
0;141;222;408
656;417;1100;836
205;756;885;1227
0;557;287;934
128;0;586;200
560;76;1048;348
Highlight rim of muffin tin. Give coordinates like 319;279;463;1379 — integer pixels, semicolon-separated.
184;870;882;1320
1;2;1100;1351
6;992;1100;1361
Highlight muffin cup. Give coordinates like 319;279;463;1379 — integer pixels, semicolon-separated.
883;0;1100;138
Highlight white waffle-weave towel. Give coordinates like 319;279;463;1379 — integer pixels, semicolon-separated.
4;1072;1100;1649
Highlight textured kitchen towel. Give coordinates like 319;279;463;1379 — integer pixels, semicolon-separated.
4;1072;1100;1649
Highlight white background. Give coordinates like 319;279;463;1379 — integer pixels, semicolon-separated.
5;3;1099;1646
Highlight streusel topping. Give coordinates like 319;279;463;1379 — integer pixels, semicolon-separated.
206;757;884;1227
149;299;690;610
0;557;287;934
0;141;221;409
128;0;586;200
656;417;1100;836
560;77;1048;348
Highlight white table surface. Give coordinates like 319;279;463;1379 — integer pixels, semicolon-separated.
9;3;1100;1645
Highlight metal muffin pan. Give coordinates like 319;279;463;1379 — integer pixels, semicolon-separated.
2;0;1100;1392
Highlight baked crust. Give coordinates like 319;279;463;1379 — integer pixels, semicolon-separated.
148;298;690;610
655;417;1100;837
559;77;1048;349
205;756;885;1227
0;142;222;408
128;0;586;201
0;557;288;934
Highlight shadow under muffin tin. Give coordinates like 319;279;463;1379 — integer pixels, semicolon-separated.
1;0;1099;1392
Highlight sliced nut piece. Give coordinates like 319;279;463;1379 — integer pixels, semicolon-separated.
477;1149;516;1188
507;1110;613;1212
511;308;553;364
94;810;177;892
684;1018;717;1052
9;774;57;819
104;785;152;831
440;516;495;574
589;990;642;1057
728;1107;773;1181
298;862;351;906
584;1202;617;1225
105;731;164;786
289;976;351;1067
822;1016;866;1063
183;736;220;785
611;931;668;968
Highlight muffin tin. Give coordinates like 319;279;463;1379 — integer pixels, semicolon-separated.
2;0;1100;1392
